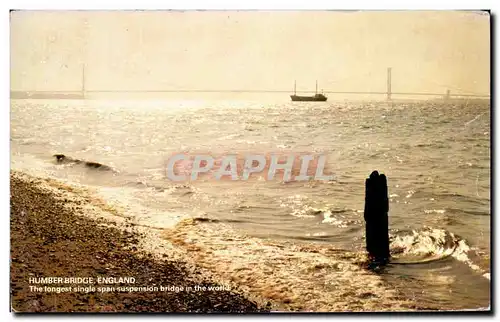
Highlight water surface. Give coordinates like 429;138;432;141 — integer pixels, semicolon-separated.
11;98;491;310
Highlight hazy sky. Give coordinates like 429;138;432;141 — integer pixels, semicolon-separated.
10;10;490;95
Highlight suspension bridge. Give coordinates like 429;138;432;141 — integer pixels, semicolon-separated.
11;67;490;100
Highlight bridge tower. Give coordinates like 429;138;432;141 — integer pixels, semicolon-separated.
81;64;86;99
445;89;451;101
386;67;392;101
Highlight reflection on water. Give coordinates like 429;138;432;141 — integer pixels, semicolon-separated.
11;98;490;310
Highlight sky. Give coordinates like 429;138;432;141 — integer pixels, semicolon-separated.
10;10;490;95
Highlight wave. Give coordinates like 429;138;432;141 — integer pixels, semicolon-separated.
433;192;489;206
445;207;490;217
390;228;457;264
161;216;415;311
389;227;489;279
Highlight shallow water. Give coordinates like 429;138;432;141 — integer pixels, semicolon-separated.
10;97;491;310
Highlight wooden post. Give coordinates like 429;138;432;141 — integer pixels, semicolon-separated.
364;170;390;263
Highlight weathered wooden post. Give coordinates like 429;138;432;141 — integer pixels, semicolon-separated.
364;171;390;263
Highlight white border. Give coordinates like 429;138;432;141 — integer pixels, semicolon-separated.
2;1;498;321
3;0;499;10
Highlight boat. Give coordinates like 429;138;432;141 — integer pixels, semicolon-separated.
290;80;327;102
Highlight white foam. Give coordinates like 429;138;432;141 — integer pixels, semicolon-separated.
424;209;446;214
322;211;348;227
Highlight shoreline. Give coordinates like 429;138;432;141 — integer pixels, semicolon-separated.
10;171;267;313
9;170;491;312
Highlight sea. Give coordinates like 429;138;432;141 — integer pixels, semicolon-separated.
10;96;491;311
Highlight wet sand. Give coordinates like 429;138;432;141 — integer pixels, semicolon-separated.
10;173;267;313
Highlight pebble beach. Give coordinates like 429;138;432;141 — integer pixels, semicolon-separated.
10;171;267;313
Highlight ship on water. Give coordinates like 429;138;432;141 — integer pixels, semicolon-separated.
290;80;327;102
